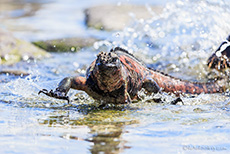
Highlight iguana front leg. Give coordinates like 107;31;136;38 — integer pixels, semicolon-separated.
142;77;161;94
142;76;163;103
38;76;87;103
142;76;183;105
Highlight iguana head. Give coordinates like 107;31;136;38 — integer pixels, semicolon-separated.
96;51;121;69
94;51;124;92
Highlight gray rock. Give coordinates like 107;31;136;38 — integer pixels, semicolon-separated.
0;28;50;65
32;37;97;52
85;4;163;31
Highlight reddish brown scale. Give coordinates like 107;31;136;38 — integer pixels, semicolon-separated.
109;48;226;96
119;56;146;79
118;55;147;96
119;54;224;96
149;70;224;96
72;76;87;91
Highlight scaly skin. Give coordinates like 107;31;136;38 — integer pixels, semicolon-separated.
148;70;224;96
118;49;225;96
39;47;226;104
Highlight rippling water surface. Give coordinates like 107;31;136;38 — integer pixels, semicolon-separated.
1;0;230;153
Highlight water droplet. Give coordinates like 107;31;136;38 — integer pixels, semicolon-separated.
158;31;165;38
132;33;138;38
23;55;29;61
182;29;186;33
115;32;120;37
73;62;79;68
71;47;75;52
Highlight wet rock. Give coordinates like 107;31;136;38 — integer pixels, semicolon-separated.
0;28;50;65
33;37;98;52
85;4;163;31
0;69;29;76
0;0;41;18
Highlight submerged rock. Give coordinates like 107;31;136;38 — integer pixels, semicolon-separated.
33;37;97;52
85;4;162;31
0;28;50;65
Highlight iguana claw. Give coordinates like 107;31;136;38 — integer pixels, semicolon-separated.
38;89;70;103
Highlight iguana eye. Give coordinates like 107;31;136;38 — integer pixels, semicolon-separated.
112;57;118;63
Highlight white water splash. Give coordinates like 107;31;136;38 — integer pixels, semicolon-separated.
95;0;230;80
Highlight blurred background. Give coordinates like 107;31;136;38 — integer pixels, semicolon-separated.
0;0;168;41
